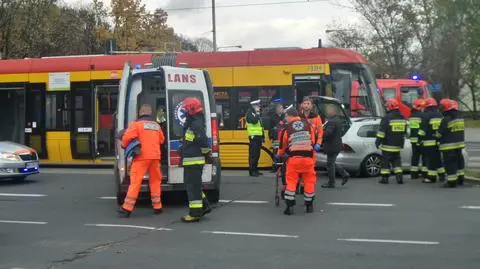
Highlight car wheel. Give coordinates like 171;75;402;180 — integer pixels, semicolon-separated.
362;154;382;177
12;176;27;183
206;189;220;204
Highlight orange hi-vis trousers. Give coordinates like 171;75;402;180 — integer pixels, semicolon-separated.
283;156;317;205
122;159;162;212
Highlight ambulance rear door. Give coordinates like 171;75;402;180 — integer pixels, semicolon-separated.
115;63;131;184
162;67;213;185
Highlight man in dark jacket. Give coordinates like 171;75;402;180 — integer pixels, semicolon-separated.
438;99;465;187
268;101;285;172
321;104;350;188
376;98;407;184
246;100;265;177
179;97;212;222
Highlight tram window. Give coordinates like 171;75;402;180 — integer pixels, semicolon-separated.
46;92;70;130
235;88;257;129
214;88;231;129
383;88;396;101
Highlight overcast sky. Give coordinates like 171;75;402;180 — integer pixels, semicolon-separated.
66;0;360;50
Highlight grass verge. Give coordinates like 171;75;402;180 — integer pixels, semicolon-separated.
465;119;480;128
466;169;480;180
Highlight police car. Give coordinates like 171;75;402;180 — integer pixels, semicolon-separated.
114;63;221;204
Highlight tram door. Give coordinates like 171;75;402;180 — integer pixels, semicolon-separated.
25;84;46;158
0;85;26;144
94;85;118;158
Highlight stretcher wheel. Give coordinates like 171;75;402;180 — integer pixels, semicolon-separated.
275;195;280;206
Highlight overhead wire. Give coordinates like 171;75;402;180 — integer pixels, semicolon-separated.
163;0;329;12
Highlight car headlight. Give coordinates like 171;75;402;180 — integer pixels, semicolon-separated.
0;152;21;161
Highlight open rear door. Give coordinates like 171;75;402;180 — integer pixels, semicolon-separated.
115;63;131;182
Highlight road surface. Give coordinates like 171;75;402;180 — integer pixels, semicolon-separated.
0;169;479;269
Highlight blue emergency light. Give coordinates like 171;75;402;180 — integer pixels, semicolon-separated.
409;72;423;81
135;64;142;69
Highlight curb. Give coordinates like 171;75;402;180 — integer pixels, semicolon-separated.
466;176;480;184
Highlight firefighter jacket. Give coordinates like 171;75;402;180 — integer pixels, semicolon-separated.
246;108;264;138
278;116;315;158
300;111;323;145
121;115;165;160
438;110;465;151
375;109;407;152
408;109;423;144
180;113;210;166
418;107;443;147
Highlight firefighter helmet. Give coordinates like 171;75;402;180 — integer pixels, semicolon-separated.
385;98;400;111
439;98;457;112
413;98;426;111
183;97;203;115
424;98;438;108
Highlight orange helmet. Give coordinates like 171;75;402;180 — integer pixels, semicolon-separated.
424;98;437;108
413;98;426;111
439;98;457;112
385;98;400;111
183;97;203;115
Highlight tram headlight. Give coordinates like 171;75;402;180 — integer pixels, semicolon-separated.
0;152;21;161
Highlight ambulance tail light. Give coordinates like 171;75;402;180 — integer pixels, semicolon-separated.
170;150;181;166
211;116;219;152
341;143;355;153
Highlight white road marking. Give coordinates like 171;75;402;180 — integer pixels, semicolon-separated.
85;224;172;231
0;193;46;197
0;220;47;225
337;238;439;245
460;206;480;210
219;200;269;204
328;202;395;207
202;230;299;238
41;169;112;175
98;196;116;200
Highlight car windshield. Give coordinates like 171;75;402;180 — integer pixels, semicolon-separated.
330;63;385;118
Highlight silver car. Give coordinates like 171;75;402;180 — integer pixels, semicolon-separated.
0;141;39;181
313;99;469;177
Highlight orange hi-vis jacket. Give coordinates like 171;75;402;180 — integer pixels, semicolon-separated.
301;111;323;145
121;115;165;160
278;116;316;158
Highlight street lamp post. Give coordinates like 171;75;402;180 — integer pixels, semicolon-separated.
212;0;217;52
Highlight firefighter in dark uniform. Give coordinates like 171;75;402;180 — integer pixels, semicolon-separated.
438;99;465;187
375;99;407;184
409;99;426;179
246;99;265;177
179;97;212;222
418;98;446;183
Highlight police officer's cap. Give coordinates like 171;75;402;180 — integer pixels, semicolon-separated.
250;99;261;105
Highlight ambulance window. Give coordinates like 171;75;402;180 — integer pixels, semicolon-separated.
168;90;204;140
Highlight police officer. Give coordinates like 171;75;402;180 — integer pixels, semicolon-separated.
268;100;285;172
376;99;407;184
409;99;426;179
321;104;350;188
246;100;265;177
418;98;446;183
438;99;465;187
179;97;212;222
118;104;165;218
277;108;317;215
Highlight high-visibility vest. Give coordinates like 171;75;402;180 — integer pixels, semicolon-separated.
247;121;263;136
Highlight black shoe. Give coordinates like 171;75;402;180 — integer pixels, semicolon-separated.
305;204;313;213
341;175;350;186
411;173;419;180
321;182;335;188
396;175;404;184
257;171;264;176
153;208;163;215
250;172;259;177
458;176;464;186
117;208;131;218
442;181;456;188
182;214;201;222
283;206;294;215
379;178;389;184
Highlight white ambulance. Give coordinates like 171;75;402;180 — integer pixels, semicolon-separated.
114;63;221;204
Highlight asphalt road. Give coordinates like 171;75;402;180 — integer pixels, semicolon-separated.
1;169;479;269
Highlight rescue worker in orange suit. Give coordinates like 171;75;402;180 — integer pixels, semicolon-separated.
438;99;465;187
118;104;165;218
418;98;446;183
375;99;407;184
409;99;426;179
179;97;212;222
277;107;317;215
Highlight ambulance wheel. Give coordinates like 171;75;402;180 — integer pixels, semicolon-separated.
116;191;126;205
206;189;220;203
